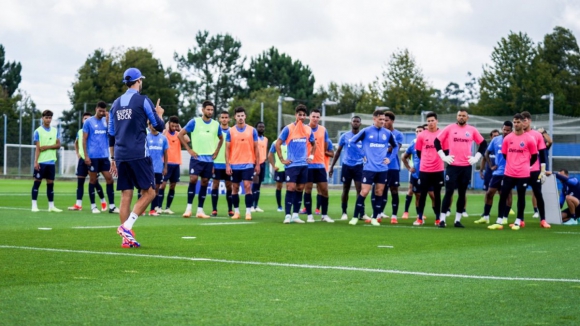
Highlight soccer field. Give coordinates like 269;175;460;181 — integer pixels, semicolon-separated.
0;179;578;325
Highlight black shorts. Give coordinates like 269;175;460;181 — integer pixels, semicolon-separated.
308;167;328;183
33;163;56;180
231;168;255;183
274;171;286;183
212;168;229;181
256;162;266;183
342;164;363;184
362;170;388;185
285;166;309;184
154;173;163;185
528;171;542;190
444;165;472;188
489;175;504;190
76;158;89;177
163;164;180;183
386;169;400;187
418;171;444;193
189;159;213;179
483;169;493;191
117;157;155;191
88;158;111;174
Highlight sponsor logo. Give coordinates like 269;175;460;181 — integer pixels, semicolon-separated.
425;145;435;149
508;148;524;153
286;175;290;181
94;130;107;134
190;168;194;173
369;135;374;139
291;138;307;143
116;109;132;120
445;175;449;181
369;143;386;148
363;177;367;182
149;146;164;150
453;138;470;143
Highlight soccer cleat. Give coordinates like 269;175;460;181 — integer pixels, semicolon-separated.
462;212;469;218
341;213;348;220
101;202;108;212
509;221;525;228
402;212;409;219
454;221;465;228
228;211;234;217
254;207;264;213
283;215;291;224
349;218;359;225
315;208;321;215
438;221;446;228
511;224;520;230
532;212;539;218
182;210;192;218
390;217;398;224
540;220;551;228
117;225;138;245
413;219;424;226
155;207;163;214
321;216;334;223
509;209;515;216
68;204;82;211
149;209;159;216
91;207;101;214
299;208;307;214
31;207;40;212
488;224;504;230
362;215;372;222
250;207;256;213
434;219;440;226
196;212;210;219
211;210;218;217
164;208;175;215
109;207;120;214
474;217;489;224
48;207;63;213
277;207;284;212
370;218;380;226
245;213;252;221
502;218;508;225
291;216;305;224
307;215;315;223
231;212;240;219
563;218;578;226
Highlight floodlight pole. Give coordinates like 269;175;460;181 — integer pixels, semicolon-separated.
260;102;264;122
18;102;22;175
3;114;6;175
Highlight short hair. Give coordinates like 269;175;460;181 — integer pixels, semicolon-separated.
458;108;468;114
169;116;179;124
372;109;385;117
310;108;321;115
96;101;107;109
384;110;395;121
521;111;531;120
254;121;265;128
219;110;229;117
560;168;569;175
42;110;53;117
490;129;499;137
352;115;361;121
422;124;428;129
202;100;214;109
425;112;437;120
295;104;308;114
83;112;92;118
503;120;513;128
417;125;425;130
125;80;138;87
234;106;246;114
513;113;524;121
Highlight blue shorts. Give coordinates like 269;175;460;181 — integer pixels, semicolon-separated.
285;166;309;184
231;168;255;183
212;168;229;181
189;159;213;179
256;162;266;183
362;170;388;185
33;163;56;180
386;169;400;187
163;164;180;183
154;173;163;185
116;157;155;191
410;176;420;193
88;158;111;174
274;171;286;183
76;158;89;177
341;164;363;184
308;167;328;183
489;175;503;190
483;170;493;191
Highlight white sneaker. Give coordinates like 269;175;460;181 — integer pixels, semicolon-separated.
307;215;315;223
370;218;380;226
349;218;359;225
31;207;40;212
164;208;175;215
291;215;305;224
462;211;469;218
254;207;264;213
283;215;291;224
532;212;539;218
380;212;388;219
91;207;101;214
250;207;256;213
321;215;334;223
156;207;163;214
48;207;62;213
341;213;348;220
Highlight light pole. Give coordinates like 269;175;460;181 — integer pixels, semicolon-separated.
260;102;264;122
541;93;554;170
3;114;6;175
321;99;339;127
277;96;295;134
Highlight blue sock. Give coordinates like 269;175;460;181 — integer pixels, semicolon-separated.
88;183;96;204
304;192;312;214
167;188;175;208
47;183;54;202
245;194;253;211
211;189;219;211
76;178;85;201
198;185;208;210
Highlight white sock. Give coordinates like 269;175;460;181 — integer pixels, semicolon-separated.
109;204;116;209
100;198;106;204
76;200;82;206
91;204;96;209
234;208;240;213
197;207;204;213
123;212;139;229
245;207;251;214
186;204;192;211
515;218;522;226
292;213;299;219
32;200;38;208
307;214;313;219
455;212;462;223
48;202;54;209
439;213;446;223
496;218;503;224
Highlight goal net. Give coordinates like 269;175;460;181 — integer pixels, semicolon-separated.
3;144;67;176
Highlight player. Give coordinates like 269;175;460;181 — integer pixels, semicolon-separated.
83;101;119;213
226;107;260;220
475;121;513;225
348;110;397;226
275;104;316;224
547;169;579;225
31;110;62;213
268;128;287;212
251;121;268;212
68;111;107;213
488;114;537;230
413;112;445;226
329;116;365;221
380;111;404;223
303;109;333;223
435;109;487;228
109;67;165;248
178;101;224;218
315;139;335;215
480;130;499;192
211;110;233;217
146;121;168;216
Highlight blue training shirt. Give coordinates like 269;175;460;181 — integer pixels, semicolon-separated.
278;123;315;168
146;132;168;174
349;126;397;172
213;127;230;169
33;126;61;165
226;125;258;170
108;89;165;162
183;118;223;163
338;131;364;166
83;116;109;159
387;129;404;170
487;135;506;176
405;140;421;179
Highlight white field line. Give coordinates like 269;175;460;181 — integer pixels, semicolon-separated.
554;232;580;234
200;222;256;225
0;206;41;211
72;226;118;229
1;245;579;283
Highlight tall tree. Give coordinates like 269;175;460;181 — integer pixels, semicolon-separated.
313;82;377;115
175;31;245;116
229;87;280;144
0;45;22;99
243;47;315;101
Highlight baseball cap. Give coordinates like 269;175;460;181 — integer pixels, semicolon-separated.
123;68;146;83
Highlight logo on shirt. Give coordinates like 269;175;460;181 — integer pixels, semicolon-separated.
363;177;367;182
453;138;470;143
369;143;385;148
291;138;307;143
369;135;374;139
382;134;386;141
520;142;525;148
465;132;470;137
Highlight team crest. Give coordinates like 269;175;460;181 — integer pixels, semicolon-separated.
445;175;449;181
190;168;194;173
369;135;374;139
382;134;386;140
286;175;290;181
363;177;367;182
465;132;470;137
520;142;525;148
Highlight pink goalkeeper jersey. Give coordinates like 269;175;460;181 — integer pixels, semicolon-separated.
501;132;537;178
525;129;546;172
437;124;484;167
415;129;444;172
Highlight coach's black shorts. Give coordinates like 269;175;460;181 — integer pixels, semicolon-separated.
362;170;388;185
76;158;89;177
230;168;255;183
117;157;155;191
33;163;56;180
189;159;213;179
274;171;286;183
88;158;111;174
489;175;504;190
386;169;400;187
342;164;363;184
308;167;328;183
286;166;309;184
212;168;229;181
163;164;180;183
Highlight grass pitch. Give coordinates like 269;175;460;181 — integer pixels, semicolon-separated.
0;178;579;325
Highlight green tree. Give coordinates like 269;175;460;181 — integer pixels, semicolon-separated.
175;31;245;116
312;82;378;115
229;87;280;144
243;47;315;101
61;48;180;143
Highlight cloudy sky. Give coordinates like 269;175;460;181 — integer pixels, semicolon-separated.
2;0;579;118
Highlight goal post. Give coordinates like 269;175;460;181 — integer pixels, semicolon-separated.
3;144;65;176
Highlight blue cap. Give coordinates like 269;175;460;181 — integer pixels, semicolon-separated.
123;68;146;83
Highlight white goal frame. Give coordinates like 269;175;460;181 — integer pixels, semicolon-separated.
3;143;64;176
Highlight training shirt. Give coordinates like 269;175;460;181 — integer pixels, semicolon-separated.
34;125;61;165
405;140;421;179
165;130;182;166
108;89;164;162
76;129;85;160
387;129;404;170
257;135;268;164
415;129;443;173
486;135;506;176
325;139;333;171
146;132;169;174
556;174;580;205
278;121;315;168
307;125;331;169
83;116;109;159
269;143;287;172
338;131;364;166
226;124;258;170
437;124;485;167
525;129;546;172
213;127;230;169
349;126;396;172
501;132;537;178
183;118;223;163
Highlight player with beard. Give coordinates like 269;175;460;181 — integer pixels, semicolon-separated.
377;111;404;223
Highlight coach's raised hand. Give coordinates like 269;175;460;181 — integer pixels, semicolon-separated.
155;98;164;118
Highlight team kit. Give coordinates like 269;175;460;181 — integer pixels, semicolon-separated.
30;68;579;248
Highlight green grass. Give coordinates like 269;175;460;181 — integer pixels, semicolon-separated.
0;178;579;325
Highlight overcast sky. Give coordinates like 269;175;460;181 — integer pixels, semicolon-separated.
2;0;579;118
